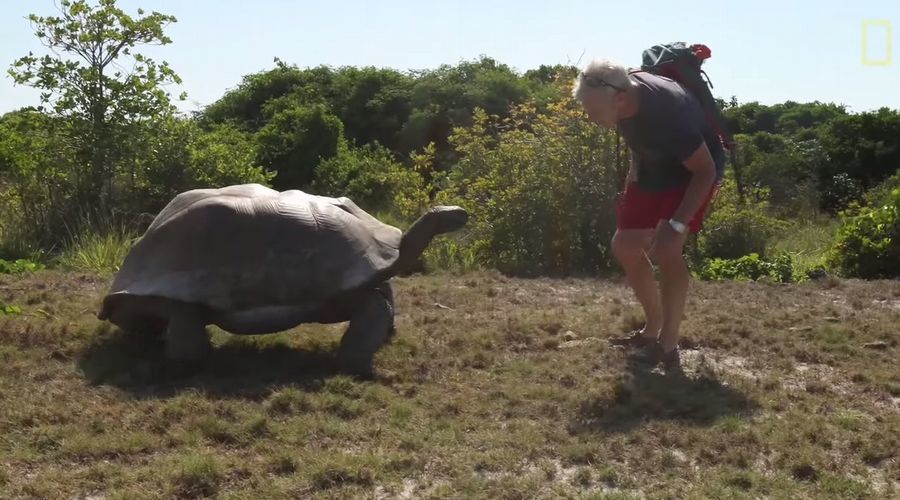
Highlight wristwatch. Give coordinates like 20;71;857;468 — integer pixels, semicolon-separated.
668;218;687;234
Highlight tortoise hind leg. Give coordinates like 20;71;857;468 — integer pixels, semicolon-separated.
337;283;394;378
165;303;212;362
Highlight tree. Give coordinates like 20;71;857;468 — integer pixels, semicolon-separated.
329;66;413;151
0;109;73;245
255;103;344;189
200;60;334;131
524;64;578;85
202;63;417;152
7;0;184;215
133;119;273;209
822;109;900;188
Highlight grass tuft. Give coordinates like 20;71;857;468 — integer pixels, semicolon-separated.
169;453;224;498
308;456;377;490
55;227;137;275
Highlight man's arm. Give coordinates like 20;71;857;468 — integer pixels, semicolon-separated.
625;152;638;190
671;142;716;224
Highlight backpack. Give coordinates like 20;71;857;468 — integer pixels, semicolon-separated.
637;42;744;199
639;42;732;150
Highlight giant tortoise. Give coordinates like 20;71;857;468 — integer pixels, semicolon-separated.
97;183;468;375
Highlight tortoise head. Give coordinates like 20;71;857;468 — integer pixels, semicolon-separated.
427;206;469;235
390;206;469;275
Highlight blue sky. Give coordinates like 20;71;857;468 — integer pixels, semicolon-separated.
1;0;898;114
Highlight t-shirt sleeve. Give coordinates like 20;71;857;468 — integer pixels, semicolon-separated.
663;100;705;162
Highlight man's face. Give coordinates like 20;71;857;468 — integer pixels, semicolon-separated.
581;90;621;128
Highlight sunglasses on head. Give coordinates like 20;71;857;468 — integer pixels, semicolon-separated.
581;73;626;92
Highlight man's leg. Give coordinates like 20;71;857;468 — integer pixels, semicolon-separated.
651;224;690;356
611;228;662;341
653;182;717;356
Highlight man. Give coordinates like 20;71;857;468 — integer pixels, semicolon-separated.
572;59;725;370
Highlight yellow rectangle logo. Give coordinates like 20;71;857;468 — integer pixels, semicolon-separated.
862;20;892;66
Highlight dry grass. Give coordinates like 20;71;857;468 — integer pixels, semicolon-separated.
1;270;899;499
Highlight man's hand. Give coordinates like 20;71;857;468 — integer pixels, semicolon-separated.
650;142;715;262
648;220;685;262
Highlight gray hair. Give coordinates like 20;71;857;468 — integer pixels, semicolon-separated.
571;58;636;102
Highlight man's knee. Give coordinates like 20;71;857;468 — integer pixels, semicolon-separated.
611;231;648;265
651;244;686;269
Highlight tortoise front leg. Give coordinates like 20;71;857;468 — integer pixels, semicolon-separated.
165;303;212;362
337;283;394;378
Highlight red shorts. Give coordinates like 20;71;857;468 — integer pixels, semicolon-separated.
615;181;718;233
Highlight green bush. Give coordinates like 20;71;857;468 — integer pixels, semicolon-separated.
820;173;863;213
0;303;22;315
435;92;621;276
826;185;900;279
1;111;273;251
137;119;274;209
0;109;80;247
861;171;900;206
697;177;787;260
312;142;429;219
256;103;344;189
737;132;823;216
187;123;275;188
696;253;796;282
0;258;45;274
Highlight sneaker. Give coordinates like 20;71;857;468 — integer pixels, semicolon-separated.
608;329;658;349
630;343;681;372
658;346;681;372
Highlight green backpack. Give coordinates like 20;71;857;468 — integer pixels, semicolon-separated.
640;42;732;150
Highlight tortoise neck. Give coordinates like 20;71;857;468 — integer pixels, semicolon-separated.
393;211;437;273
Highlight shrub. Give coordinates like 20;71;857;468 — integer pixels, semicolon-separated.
696;177;787;260
820;172;864;214
696;253;796;282
256;102;344;189
435;91;621;276
826;185;900;278
1;112;273;251
0;258;45;274
136;119;273;210
312;142;429;219
0;303;22;316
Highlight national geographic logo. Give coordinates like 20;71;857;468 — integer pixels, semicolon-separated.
861;20;892;66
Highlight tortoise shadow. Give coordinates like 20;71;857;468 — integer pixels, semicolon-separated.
571;350;760;434
76;327;343;399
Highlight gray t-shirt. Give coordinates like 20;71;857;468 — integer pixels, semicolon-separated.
617;71;725;192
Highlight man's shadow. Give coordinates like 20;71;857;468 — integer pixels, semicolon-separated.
571;349;759;434
76;326;341;399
